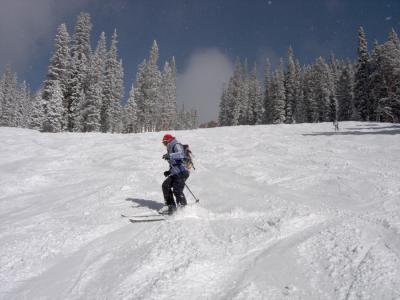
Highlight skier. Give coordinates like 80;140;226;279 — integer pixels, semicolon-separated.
160;134;190;215
333;120;339;132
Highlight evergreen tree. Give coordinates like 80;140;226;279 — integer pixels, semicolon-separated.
301;65;314;123
294;60;305;123
133;60;146;132
388;28;400;50
42;23;70;130
270;59;286;124
263;58;273;124
133;41;162;132
190;109;199;129
0;72;4;120
101;30;124;133
248;64;263;125
368;41;385;121
314;57;332;122
337;62;355;121
124;84;138;133
15;81;30;128
329;92;338;122
43;81;63;132
81;32;106;132
329;52;341;87
29;90;45;130
354;27;370;120
147;40;162;131
375;37;400;122
68;12;92;131
229;58;244;126
238;58;249;125
68;60;84;132
284;47;296;123
160;61;177;130
218;83;230;126
0;67;17;127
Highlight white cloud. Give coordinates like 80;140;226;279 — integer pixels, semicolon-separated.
0;0;92;71
176;48;233;123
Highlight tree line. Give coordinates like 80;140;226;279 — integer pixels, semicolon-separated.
0;12;198;133
219;27;400;126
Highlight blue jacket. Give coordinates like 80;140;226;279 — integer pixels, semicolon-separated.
166;139;188;175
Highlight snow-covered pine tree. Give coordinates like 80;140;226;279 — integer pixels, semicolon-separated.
68;12;92;131
314;57;332;122
284;47;296;123
82;32;106;132
294;60;305;123
263;58;273;124
238;58;249;125
229;58;244;126
0;67;17;127
248;63;263;125
354;27;371;121
329;91;338;122
218;83;230;126
368;41;385;121
111;58;124;133
147;40;162;131
388;28;400;51
124;84;138;133
72;13;92;64
169;57;178;128
375;36;400;122
177;103;186;129
101;30;124;133
329;52;341;88
43;81;64;132
68;59;85;132
270;59;286;124
133;60;147;132
42;23;71;130
29;90;45;130
0;72;4;120
160;61;177;130
190;109;199;129
301;65;314;123
15;81;30;128
337;62;355;121
132;41;162;132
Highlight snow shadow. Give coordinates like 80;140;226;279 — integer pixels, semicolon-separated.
303;128;400;136
125;198;164;211
345;125;400;130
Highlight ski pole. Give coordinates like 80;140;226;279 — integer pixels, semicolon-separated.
185;183;199;203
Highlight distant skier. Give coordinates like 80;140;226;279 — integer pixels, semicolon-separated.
333;120;339;132
160;134;190;215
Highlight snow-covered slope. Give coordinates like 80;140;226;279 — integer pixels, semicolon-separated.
1;122;400;300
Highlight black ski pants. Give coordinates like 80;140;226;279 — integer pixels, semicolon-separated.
162;171;189;207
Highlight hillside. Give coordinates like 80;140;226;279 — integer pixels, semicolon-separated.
1;122;400;299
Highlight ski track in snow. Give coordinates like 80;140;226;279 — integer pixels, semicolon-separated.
0;122;400;299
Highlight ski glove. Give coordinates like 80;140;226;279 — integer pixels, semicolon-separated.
164;170;171;177
162;154;169;160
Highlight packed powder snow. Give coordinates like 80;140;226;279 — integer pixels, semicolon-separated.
1;122;400;299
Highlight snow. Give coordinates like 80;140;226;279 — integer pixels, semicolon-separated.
1;121;400;299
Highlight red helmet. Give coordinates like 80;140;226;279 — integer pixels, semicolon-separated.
162;134;174;144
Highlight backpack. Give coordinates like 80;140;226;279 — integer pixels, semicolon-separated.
182;144;195;170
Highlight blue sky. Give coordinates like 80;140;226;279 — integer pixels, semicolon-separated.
0;0;399;122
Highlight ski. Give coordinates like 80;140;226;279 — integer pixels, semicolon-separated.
121;213;160;218
129;217;165;223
